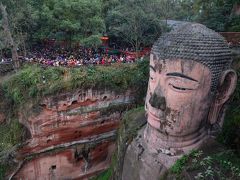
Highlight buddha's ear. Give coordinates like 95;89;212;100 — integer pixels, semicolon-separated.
208;69;237;125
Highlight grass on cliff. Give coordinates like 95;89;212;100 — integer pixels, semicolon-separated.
0;119;22;152
0;119;24;179
0;60;148;111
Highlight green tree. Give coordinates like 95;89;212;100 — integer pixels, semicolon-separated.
106;0;162;52
101;0;120;18
0;0;35;67
32;0;105;47
0;2;19;69
192;0;232;31
175;0;240;32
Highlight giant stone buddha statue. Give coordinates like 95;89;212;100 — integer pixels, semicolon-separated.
122;23;237;180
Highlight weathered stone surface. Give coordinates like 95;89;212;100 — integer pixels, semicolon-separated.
113;107;147;180
12;88;135;179
122;124;211;180
15;141;115;180
122;127;167;180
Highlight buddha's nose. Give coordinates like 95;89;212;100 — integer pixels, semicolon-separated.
149;91;166;111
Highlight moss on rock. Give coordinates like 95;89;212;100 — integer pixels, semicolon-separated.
112;107;147;180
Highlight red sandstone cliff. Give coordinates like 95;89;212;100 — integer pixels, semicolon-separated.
11;88;135;179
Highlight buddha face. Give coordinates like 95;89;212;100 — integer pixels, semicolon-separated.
145;54;213;136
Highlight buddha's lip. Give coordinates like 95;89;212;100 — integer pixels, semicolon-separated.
148;111;165;122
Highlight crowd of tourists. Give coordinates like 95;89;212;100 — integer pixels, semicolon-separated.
21;46;145;67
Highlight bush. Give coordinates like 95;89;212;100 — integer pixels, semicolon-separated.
0;119;23;152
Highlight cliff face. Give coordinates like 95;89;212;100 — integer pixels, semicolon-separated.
14;88;135;179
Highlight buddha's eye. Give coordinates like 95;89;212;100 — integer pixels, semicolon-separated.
169;83;194;91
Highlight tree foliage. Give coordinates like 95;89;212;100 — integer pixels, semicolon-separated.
0;0;35;53
0;2;19;69
106;0;163;51
31;0;105;47
172;0;240;32
0;0;240;54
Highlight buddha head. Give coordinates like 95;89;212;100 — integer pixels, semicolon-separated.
145;23;237;137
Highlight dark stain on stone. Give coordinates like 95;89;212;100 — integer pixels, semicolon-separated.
159;121;167;130
74;145;90;163
165;107;171;118
137;144;144;160
181;60;184;73
175;149;184;155
153;54;158;61
149;93;166;111
154;62;163;73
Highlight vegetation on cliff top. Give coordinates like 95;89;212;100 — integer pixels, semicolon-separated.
0;59;148;110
